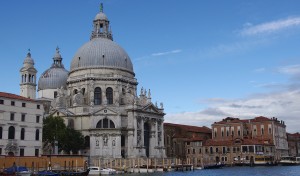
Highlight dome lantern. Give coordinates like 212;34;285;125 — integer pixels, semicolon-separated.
90;3;113;40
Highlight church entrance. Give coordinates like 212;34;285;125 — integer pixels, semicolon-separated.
144;122;150;157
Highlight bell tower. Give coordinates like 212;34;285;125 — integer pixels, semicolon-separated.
20;49;37;99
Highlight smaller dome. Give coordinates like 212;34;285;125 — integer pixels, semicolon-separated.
38;48;69;91
38;67;68;90
23;52;34;65
94;12;108;21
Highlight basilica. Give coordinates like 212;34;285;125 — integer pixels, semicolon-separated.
19;4;165;159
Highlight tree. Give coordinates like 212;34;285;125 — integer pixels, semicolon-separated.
61;127;85;154
43;116;85;154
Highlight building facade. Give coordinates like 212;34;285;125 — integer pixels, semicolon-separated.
35;4;165;160
164;123;211;164
203;116;288;165
0;92;44;156
287;132;300;157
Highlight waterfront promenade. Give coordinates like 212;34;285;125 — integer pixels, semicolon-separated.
121;166;300;176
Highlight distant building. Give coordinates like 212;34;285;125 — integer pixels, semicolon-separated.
203;116;288;165
164;123;211;163
0;92;44;156
287;132;300;157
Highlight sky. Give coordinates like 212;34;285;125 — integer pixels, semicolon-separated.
1;0;300;132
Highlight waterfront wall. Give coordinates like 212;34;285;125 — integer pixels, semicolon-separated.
0;155;87;171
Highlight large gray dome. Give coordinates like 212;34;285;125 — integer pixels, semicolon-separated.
70;38;134;73
38;48;69;90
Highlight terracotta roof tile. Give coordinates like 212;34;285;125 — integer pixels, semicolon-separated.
0;92;35;102
164;122;211;133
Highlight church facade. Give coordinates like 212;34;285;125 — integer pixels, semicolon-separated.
32;4;165;159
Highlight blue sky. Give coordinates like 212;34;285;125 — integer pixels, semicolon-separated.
1;0;300;132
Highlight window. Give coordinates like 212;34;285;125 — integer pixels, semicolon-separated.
21;128;25;140
214;131;217;138
54;91;58;98
223;147;226;154
226;129;229;137
96;118;115;128
94;87;102;105
11;101;15;106
35;129;39;140
216;147;219;153
261;128;264;135
106;87;113;104
21;114;26;122
35;149;39;157
238;130;241;136
210;147;213;154
8;126;15;139
20;149;24;156
22;103;26;107
187;142;190;146
10;113;14;121
0;148;2;155
37;105;40;109
187;149;190;154
0;127;2;139
221;131;224;137
199;148;202;154
233;147;236;153
269;128;272;134
36;116;40;123
0;99;3;104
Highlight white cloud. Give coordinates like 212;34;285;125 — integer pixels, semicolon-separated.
240;17;300;36
278;64;300;75
165;89;300;133
253;67;266;73
151;49;182;56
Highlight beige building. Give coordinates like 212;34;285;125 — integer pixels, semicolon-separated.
203;116;288;165
0;92;44;156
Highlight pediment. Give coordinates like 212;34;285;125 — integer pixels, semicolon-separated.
50;108;75;117
141;103;161;114
93;107;118;116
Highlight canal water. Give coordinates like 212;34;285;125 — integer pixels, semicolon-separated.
120;166;300;176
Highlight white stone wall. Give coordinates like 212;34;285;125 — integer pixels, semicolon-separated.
0;95;44;156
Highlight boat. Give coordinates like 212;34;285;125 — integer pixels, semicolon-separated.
3;166;31;176
279;156;300;166
36;170;60;176
203;163;224;169
88;166;116;175
254;156;277;166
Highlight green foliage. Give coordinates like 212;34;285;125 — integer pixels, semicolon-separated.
43;115;85;154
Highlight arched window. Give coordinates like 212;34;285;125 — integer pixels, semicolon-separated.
24;74;27;82
68;119;74;129
21;128;25;140
0;126;2;139
8;126;15;139
94;87;102;105
96;118;115;128
35;129;39;140
103;118;108;128
29;74;31;82
106;87;113;104
84;136;90;148
32;75;35;83
22;75;24;83
73;89;78;95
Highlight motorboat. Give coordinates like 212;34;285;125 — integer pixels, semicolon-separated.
279;156;300;166
88;166;116;175
3;166;31;176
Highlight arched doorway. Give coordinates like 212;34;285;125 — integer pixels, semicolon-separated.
8;152;14;156
144;122;150;157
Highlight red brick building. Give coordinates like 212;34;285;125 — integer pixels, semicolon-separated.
163;123;211;164
287;132;300;157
